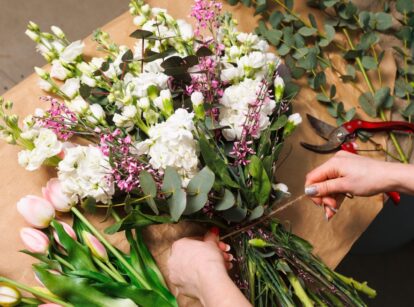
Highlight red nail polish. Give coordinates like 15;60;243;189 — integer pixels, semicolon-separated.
210;226;220;236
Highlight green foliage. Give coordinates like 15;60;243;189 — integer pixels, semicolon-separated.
215;189;236;211
183;166;215;215
161;167;187;222
248;156;271;206
139;171;159;215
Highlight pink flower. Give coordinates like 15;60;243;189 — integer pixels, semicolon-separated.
17;196;55;228
39;304;62;307
20;227;50;254
42;178;73;212
53;220;77;245
82;231;108;262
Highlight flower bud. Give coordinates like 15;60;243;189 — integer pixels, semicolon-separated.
272;182;291;198
283;113;302;137
141;4;150;14
28;21;40;31
53;221;77;245
17;196;55;228
34;67;49;79
147;85;159;101
248;238;270;248
0;283;21;306
51;26;65;39
39;304;63;307
274;75;284;102
160;89;173;116
20;227;50;254
137;97;150;110
42;178;73;212
25;29;40;42
88;104;106;124
191;91;205;120
133;16;147;26
82;231;108;262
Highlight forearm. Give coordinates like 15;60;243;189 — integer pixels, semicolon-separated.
383;162;414;195
198;271;251;307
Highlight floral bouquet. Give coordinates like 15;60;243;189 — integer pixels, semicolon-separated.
0;0;376;306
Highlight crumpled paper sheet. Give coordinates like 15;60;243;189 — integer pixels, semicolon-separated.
0;1;396;306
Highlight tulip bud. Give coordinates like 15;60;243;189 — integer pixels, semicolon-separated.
53;221;77;245
51;26;65;39
274;75;284;102
20;227;50;254
82;231;108;262
17;196;55;228
0;283;21;306
39;304;63;307
42;178;73;212
191;91;205;120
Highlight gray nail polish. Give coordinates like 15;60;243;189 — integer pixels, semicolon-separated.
305;185;318;196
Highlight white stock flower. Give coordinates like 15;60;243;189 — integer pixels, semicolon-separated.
219;78;276;140
113;105;138;130
137;97;150;109
136;108;198;186
87;104;105;124
238;52;266;71
51;26;65;38
69;95;89;114
38;79;52;91
288;113;302;126
58;145;114;204
18;128;62;171
90;57;105;70
133;15;147;26
50;60;69;80
60;40;84;63
237;32;259;45
81;75;96;87
220;66;243;82
60;78;80;99
177;20;194;41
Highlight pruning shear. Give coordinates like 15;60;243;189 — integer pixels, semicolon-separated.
301;114;414;205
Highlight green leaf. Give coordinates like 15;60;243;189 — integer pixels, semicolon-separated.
184;167;215;215
343;49;363;60
396;0;413;13
227;0;239;5
330;84;337;99
297;49;317;70
215;189;236;211
199;135;239;188
249;156;271;206
269;11;284;28
361;56;377;70
130;29;153;39
298;27;317;37
196;46;214;57
358;92;377;117
358;11;371;28
139;171;159;215
374;87;393;109
161;167;186;221
319;24;335;47
121;49;133;62
255;0;267;14
285;0;293;10
402;101;414;117
374;12;393;31
323;0;339;7
344;107;356;121
316;93;331;103
308;14;318;28
265;29;283;45
313;71;326;89
338;2;357;20
248;206;264;221
270;115;288;131
356;32;379;50
51;220;97;272
221;206;247;222
278;44;291;56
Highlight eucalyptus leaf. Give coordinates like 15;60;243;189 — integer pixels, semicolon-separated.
130;29;153;39
221;206;247;222
374;87;393;109
278;44;291;56
374;12;393;31
269;11;284;28
319;24;335;47
161;167;186;221
402;101;414;117
248;206;264;221
358;92;377;117
298;27;317;37
215;189;236;211
316;93;331;103
139;171;159;215
265;29;283;45
396;0;413;14
183;167;215;215
361;55;377;70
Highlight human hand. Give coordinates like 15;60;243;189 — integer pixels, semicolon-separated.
304;151;393;219
167;228;234;300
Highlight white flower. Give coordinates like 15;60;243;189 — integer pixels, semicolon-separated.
219;78;276;140
136;108;198;186
237;33;259;45
191;91;204;106
90;57;105;70
34;67;48;79
60;78;80;99
52;41;65;53
274;75;285;102
38;79;52;91
272;183;291;197
220;66;243;82
256;39;269;52
229;46;241;59
113;105;138;130
87;104;105;124
51;26;65;38
69;95;89;114
58;145;114;204
25;29;40;42
81;75;96;87
288;113;302;126
238;52;266;70
133;15;147;26
60;40;84;63
177;20;194;41
137;97;150;109
50;60;69;80
18;128;62;171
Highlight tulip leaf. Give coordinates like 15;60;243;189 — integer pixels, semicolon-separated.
20;250;61;271
248;155;271;206
215;189;235;211
51;220;97;272
139;171;159;215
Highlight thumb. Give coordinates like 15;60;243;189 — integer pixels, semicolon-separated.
305;178;347;197
204;227;220;243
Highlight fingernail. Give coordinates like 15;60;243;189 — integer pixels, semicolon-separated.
305;185;318;196
210;226;220;236
327;206;338;213
228;254;234;261
225;244;231;252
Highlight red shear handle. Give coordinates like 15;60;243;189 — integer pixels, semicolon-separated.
341;142;401;206
343;120;414;134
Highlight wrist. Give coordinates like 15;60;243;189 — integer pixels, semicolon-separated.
383;162;414;193
197;267;231;305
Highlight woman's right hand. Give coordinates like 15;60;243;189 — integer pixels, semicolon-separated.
304;151;402;219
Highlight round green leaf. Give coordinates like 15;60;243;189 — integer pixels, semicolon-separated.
215;189;236;211
248;206;264;221
358;92;377;117
298;27;318;37
361;56;377;70
186;166;215;194
221;206;247;222
374;12;392;31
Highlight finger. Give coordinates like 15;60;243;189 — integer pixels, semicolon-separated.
225;262;233;270
305;178;347;197
305;159;339;186
309;196;323;206
204;228;220;243
223;252;234;262
218;241;231;252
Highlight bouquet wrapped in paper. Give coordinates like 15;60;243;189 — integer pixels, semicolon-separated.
0;0;376;306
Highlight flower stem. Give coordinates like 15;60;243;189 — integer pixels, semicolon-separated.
342;28;409;164
0;276;73;307
334;272;377;298
93;257;126;283
54;254;75;270
286;273;314;307
71;207;151;289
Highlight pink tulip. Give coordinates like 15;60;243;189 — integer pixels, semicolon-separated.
20;227;50;254
42;178;73;212
82;231;108;262
53;220;77;245
17;195;55;228
39;304;62;307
